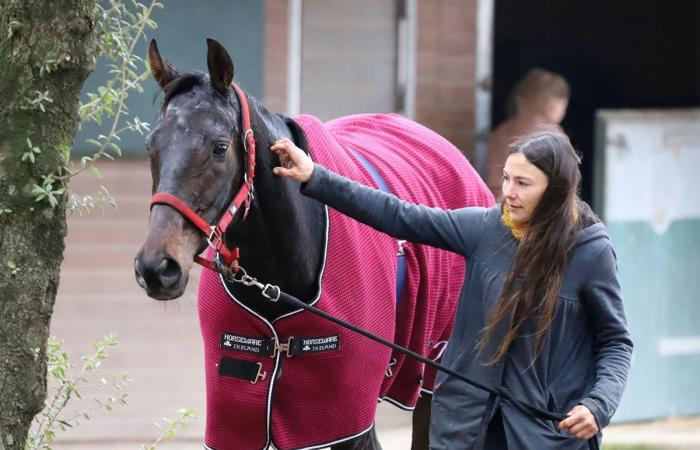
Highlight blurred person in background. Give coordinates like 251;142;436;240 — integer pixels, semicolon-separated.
487;68;570;200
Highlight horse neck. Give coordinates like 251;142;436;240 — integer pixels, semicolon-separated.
224;99;324;315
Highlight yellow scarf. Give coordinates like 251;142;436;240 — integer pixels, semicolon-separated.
501;203;579;241
501;203;527;240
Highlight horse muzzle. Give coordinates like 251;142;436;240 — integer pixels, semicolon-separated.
134;247;188;300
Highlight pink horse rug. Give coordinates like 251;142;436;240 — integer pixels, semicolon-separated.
198;113;494;450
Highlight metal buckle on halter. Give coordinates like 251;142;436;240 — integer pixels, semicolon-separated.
243;129;254;153
251;362;267;384
207;226;223;250
244;185;254;219
247;183;255;203
271;336;295;358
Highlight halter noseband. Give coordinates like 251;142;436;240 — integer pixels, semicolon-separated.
149;81;256;274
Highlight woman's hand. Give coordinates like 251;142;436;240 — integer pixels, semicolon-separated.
271;138;314;183
558;404;599;440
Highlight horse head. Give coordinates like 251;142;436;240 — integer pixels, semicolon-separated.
134;38;246;300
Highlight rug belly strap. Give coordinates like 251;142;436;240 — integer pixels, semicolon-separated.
219;357;267;384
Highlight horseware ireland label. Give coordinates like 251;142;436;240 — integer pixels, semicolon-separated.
220;332;273;355
290;334;340;355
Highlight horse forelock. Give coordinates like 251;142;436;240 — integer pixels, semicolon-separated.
159;73;242;129
160;72;205;112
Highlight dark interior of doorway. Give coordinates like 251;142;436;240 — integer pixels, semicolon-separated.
493;0;700;204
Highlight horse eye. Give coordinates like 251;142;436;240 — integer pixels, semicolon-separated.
213;142;228;156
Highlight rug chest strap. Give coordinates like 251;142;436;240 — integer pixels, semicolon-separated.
218;357;267;384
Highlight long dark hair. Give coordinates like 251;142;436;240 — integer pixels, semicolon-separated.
480;130;582;364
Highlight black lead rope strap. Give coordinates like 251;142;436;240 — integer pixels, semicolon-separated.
262;285;600;450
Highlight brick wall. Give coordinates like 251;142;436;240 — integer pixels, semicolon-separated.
415;0;478;158
264;0;289;114
263;0;478;157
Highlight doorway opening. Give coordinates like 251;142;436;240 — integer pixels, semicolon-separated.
492;0;700;203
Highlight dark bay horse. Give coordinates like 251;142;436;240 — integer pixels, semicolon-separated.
135;38;493;450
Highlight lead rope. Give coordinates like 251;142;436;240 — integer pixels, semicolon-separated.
225;266;600;450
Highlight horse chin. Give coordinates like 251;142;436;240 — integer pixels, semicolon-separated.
146;280;188;301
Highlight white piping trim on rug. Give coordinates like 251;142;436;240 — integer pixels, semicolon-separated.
420;387;434;396
378;387;439;414
290;423;375;450
379;395;416;411
215;157;329;448
379;387;436;412
220;273;282;450
430;340;448;361
273;203;330;323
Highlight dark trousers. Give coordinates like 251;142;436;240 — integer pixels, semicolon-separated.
484;409;508;450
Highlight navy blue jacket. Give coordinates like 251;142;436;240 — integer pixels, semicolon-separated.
302;165;633;449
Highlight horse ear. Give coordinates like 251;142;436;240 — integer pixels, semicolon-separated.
148;39;179;90
206;38;235;96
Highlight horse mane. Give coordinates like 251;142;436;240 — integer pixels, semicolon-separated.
160;72;205;112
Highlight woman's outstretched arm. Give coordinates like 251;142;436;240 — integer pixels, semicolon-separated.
271;138;488;256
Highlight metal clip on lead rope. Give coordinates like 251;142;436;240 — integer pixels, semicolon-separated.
224;264;281;302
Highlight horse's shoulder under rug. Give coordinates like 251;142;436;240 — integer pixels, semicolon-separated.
198;113;494;450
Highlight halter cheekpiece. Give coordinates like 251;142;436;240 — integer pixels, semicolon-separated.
149;81;256;275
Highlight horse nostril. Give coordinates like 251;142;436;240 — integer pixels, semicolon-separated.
134;258;147;289
156;257;181;289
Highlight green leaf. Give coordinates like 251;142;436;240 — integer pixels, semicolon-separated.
90;165;103;179
57;420;73;428
109;143;122;156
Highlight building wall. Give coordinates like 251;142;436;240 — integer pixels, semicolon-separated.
415;0;477;158
263;0;479;158
264;0;289;114
75;0;265;156
595;109;700;421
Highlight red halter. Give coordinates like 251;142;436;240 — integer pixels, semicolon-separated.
149;81;256;274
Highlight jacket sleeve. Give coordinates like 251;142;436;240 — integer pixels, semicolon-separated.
579;243;633;429
300;164;488;257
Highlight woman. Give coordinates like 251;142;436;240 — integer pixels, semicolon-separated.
486;68;570;200
271;130;632;449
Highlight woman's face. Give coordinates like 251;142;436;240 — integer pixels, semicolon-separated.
502;152;549;223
